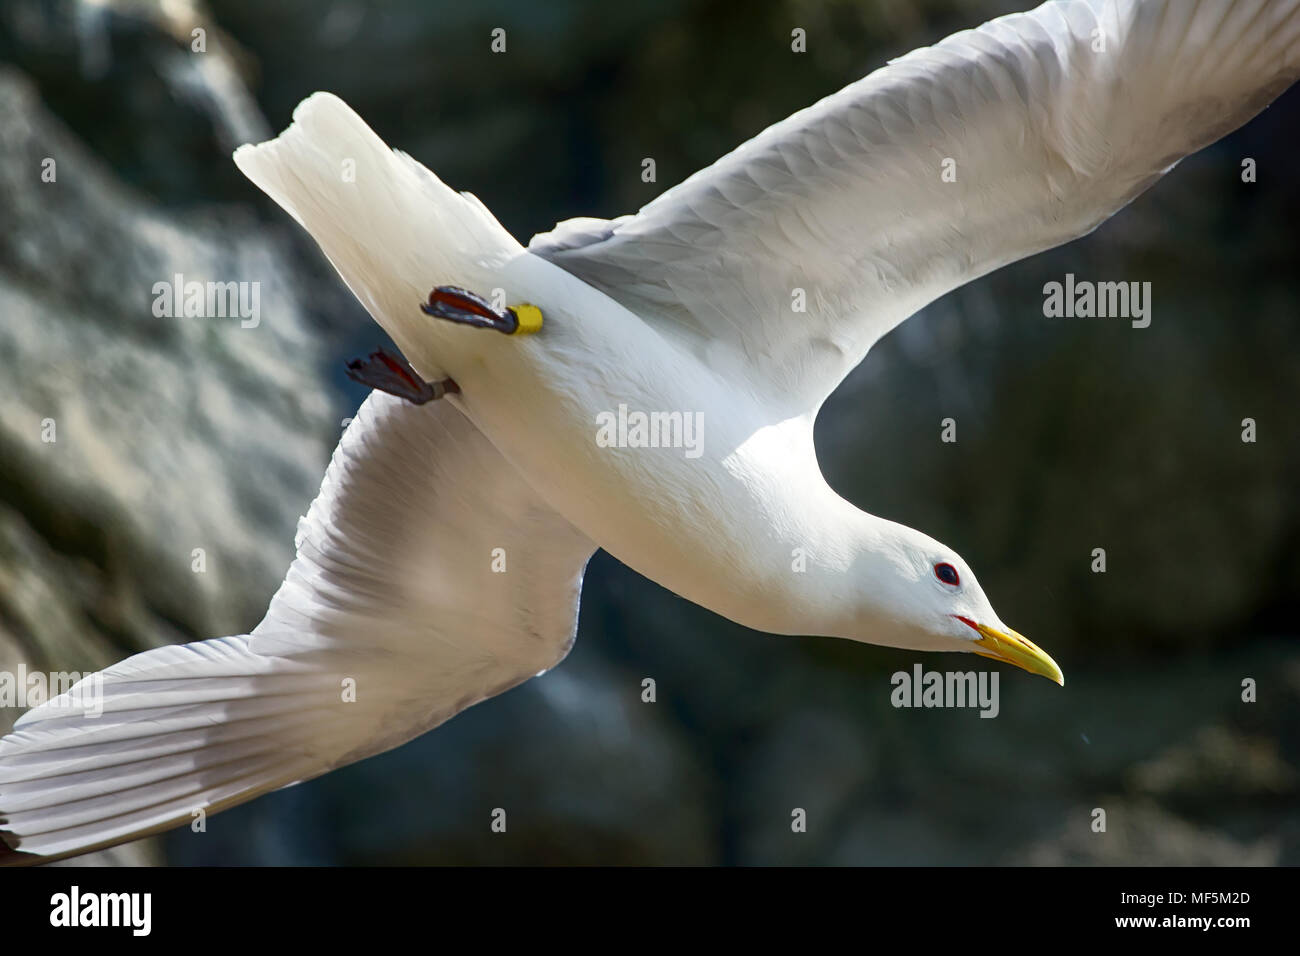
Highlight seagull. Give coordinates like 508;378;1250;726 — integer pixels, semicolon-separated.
2;0;1296;864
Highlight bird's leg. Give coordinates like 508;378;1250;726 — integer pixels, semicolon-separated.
420;285;543;335
345;347;459;405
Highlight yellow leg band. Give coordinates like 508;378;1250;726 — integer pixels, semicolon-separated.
511;303;543;335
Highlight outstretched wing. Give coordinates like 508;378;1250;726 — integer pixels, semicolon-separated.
532;0;1300;410
0;393;593;864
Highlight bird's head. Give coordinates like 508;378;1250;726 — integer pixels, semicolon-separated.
843;520;1064;685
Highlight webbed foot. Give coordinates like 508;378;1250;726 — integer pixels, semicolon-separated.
345;347;459;405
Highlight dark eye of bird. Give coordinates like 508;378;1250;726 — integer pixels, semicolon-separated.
934;563;960;586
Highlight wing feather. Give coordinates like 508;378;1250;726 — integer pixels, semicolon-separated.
532;0;1300;409
0;394;593;863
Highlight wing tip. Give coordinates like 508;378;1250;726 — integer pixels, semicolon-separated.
0;826;45;867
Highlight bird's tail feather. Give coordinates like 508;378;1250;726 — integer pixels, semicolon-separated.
233;92;520;373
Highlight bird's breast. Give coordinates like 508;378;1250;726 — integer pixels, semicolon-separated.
447;255;825;630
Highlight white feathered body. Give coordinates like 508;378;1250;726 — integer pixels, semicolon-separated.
234;94;851;635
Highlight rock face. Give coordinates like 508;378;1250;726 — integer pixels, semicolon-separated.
0;67;332;640
1;0;1297;865
0;62;336;862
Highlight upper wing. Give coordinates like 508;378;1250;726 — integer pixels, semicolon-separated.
532;0;1300;410
0;392;593;863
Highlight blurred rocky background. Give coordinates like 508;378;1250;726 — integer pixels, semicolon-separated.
0;0;1296;865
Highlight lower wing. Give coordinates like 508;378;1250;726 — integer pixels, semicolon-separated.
0;392;593;864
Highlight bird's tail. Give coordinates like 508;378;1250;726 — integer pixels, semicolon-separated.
233;92;521;372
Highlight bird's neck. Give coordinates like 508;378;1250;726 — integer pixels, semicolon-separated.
719;464;887;639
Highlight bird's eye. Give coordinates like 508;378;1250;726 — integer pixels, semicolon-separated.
934;563;960;586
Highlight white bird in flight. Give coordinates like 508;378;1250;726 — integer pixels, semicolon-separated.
2;0;1297;864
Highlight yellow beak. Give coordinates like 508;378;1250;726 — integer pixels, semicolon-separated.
971;622;1064;685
